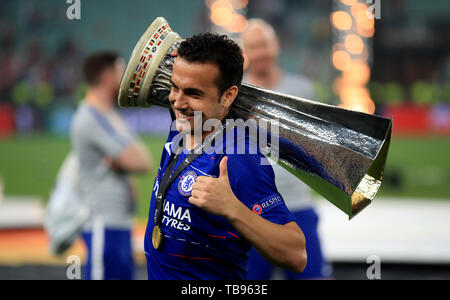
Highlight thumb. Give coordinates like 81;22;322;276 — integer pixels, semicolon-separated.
219;156;228;179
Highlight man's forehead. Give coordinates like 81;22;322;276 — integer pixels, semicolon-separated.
172;57;219;87
173;57;219;73
242;25;277;48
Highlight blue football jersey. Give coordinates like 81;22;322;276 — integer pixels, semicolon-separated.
144;125;295;280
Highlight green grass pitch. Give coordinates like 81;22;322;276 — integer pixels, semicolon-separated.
0;134;448;219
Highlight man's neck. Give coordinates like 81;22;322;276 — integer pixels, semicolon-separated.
184;134;200;151
185;121;224;151
183;113;227;151
247;66;281;90
185;130;213;151
85;87;113;112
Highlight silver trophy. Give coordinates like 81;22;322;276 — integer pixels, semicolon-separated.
118;17;392;219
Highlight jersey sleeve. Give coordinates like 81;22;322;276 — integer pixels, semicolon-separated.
226;153;295;226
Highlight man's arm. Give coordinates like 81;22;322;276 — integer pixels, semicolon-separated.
190;156;307;273
106;141;152;173
82;110;152;174
226;203;306;273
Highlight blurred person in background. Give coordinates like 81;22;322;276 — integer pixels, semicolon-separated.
241;19;331;280
71;52;152;280
0;177;3;205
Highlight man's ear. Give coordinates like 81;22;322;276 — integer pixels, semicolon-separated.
100;67;114;86
220;85;239;109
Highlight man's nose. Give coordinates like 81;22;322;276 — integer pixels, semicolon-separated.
169;90;189;110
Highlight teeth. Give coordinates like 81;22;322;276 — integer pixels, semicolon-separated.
179;112;190;118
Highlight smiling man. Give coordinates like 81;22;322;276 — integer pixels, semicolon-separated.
144;33;307;280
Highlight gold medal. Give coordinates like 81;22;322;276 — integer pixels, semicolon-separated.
152;225;163;249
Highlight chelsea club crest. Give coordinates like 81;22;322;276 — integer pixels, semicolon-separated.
178;171;197;197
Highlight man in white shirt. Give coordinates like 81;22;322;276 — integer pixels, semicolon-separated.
71;52;152;279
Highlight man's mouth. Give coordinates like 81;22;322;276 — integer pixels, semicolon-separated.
176;111;194;120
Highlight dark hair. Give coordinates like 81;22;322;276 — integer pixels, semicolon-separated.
83;51;119;86
177;32;244;95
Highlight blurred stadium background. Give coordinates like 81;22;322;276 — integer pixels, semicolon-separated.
0;0;449;279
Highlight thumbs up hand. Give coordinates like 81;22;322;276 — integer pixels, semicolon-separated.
189;156;242;218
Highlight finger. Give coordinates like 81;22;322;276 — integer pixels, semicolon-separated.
192;180;206;192
219;156;228;179
195;176;211;184
190;188;203;198
169;49;178;57
188;196;200;207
